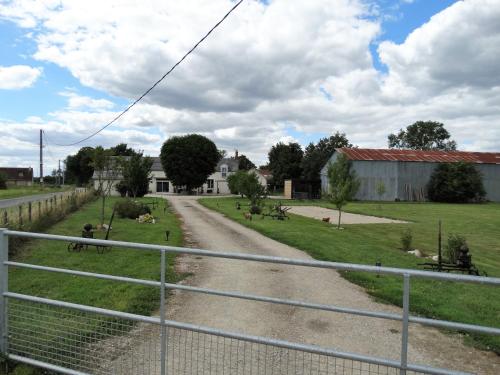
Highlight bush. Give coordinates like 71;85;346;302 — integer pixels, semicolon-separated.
115;181;128;197
114;199;151;219
401;228;413;251
446;234;467;263
0;172;7;189
250;205;262;214
427;162;486;203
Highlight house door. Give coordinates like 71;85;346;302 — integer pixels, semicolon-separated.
156;180;169;193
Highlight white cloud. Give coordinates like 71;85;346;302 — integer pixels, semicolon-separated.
0;65;42;89
1;0;500;175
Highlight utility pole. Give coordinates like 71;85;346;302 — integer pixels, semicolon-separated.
39;129;44;185
58;160;61;186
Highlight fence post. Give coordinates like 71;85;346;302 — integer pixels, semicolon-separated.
0;228;9;355
400;274;410;375
38;201;41;220
160;250;167;375
18;205;23;227
28;202;32;223
2;211;7;226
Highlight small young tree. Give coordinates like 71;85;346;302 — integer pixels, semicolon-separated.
239;172;267;213
376;181;386;209
227;170;247;196
93;146;123;226
122;153;153;198
327;154;360;229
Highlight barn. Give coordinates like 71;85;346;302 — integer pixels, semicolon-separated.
320;148;500;202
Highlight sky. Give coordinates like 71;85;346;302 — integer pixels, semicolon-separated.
1;0;499;176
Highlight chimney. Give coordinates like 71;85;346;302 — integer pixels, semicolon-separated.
235;149;239;159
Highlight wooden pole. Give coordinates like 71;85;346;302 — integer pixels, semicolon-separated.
18;205;23;227
28;202;32;223
438;220;442;271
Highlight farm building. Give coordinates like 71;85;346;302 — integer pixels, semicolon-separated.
320;148;500;202
0;167;33;186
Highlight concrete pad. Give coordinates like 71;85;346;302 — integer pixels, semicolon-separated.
288;205;407;224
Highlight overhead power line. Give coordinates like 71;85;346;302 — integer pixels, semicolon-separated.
49;0;245;147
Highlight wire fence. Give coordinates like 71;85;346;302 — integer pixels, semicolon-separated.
8;299;425;375
0;189;92;229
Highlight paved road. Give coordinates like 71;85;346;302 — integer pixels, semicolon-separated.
106;195;498;374
0;191;69;209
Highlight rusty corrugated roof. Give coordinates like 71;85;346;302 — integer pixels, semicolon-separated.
337;148;500;164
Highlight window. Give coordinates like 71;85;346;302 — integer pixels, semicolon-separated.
221;166;227;178
206;179;214;190
18;172;24;177
156;179;169;193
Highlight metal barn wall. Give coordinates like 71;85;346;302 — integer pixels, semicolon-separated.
321;153;500;202
477;164;500;202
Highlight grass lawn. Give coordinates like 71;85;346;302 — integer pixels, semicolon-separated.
0;185;71;200
9;196;184;313
199;197;500;352
4;196;184;373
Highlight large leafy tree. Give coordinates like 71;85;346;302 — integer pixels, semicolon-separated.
238;154;256;171
388;121;457;151
65;147;95;186
109;143;138;156
301;132;352;180
268;142;303;185
121;153;153;198
427;162;485;203
160;134;220;192
327;154;360;229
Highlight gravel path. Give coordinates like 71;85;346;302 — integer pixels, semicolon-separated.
288;206;407;224
108;195;498;374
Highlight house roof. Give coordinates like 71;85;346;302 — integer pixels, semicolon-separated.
336;148;500;165
151;157;163;171
217;157;239;172
0;167;33;181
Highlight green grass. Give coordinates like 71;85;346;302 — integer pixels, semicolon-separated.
0;185;71;200
10;196;184;313
199;197;500;352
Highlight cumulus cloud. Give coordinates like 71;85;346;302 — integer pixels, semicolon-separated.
1;0;500;175
0;65;42;89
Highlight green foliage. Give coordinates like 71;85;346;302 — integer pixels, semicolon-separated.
121;153;153;198
237;154;256;170
268;142;303;185
301;132;352;180
376;181;386;199
114;199;151;219
401;228;413;251
0;172;7;189
65;146;95;186
160;134;219;191
115;180;128;197
227;170;247;195
427;162;486;203
227;171;266;208
388;121;457;150
446;234;467;263
327;154;360;228
109;143;138;157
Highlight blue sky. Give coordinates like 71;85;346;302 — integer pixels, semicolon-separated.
1;0;499;173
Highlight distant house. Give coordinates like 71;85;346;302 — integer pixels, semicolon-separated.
0;167;33;186
320;148;500;202
95;153;242;196
250;169;272;189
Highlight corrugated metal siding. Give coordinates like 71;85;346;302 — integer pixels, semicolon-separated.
320;151;500;202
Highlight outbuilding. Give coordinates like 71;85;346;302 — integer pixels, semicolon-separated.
320;148;500;202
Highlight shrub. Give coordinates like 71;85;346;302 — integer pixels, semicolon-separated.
427;162;486;203
446;234;467;263
250;205;262;214
0;172;7;189
114;199;151;219
401;228;413;251
115;181;128;197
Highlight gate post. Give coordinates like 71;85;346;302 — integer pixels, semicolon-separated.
0;228;9;355
160;250;167;375
400;274;410;375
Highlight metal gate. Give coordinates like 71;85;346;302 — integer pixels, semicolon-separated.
1;228;499;375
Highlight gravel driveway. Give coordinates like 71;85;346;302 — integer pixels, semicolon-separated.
288;206;407;224
108;195;498;374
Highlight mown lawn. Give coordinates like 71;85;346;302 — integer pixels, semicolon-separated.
199;197;500;352
9;196;184;314
0;185;71;200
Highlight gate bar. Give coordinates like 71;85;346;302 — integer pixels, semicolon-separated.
5;229;499;285
5;261;500;336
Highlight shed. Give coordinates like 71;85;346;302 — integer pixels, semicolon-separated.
0;167;33;186
320;148;500;202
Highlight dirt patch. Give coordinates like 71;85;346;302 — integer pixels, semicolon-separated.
288;205;407;224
